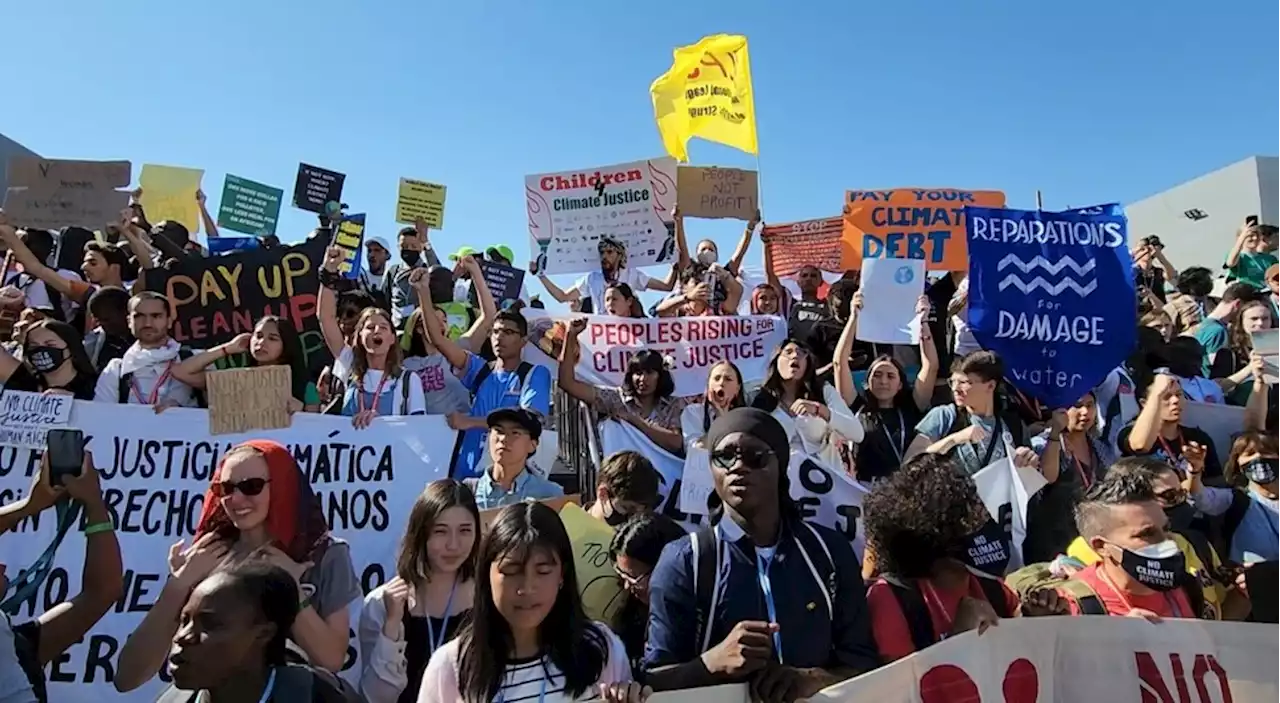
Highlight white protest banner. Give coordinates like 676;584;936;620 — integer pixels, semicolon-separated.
0;389;74;449
523;311;787;398
526;157;677;275
1251;328;1277;384
972;458;1048;571
1183;400;1248;468
0;401;450;703
809;618;1277;702
856;257;925;345
599;420;704;529
788;449;868;560
678;446;714;516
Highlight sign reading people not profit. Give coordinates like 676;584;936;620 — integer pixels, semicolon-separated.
676;166;758;220
395;178;447;228
145;235;333;376
964;205;1135;408
524;157;677;276
842;188;1006;271
216;174;284;236
291;163;345;213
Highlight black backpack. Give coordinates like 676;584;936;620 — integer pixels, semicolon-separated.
117;345;206;408
689;519;837;656
323;368;417;416
877;571;1013;653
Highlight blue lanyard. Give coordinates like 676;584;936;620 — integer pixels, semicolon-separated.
257;668;277;703
424;579;459;654
493;673;547;703
755;553;783;663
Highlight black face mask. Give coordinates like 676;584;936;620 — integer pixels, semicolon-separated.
1111;540;1185;592
956;518;1011;577
400;249;421;266
602;502;629;527
1243;458;1278;485
1164;502;1196;533
26;346;66;373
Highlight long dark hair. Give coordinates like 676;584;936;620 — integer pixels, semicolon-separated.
250;316;311;403
755;338;824;408
623;350;674;399
456;503;607;702
852;354;918;449
23;319;97;383
701;360;747;433
397;479;481;586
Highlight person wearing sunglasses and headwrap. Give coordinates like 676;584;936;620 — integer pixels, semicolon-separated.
114;441;361;692
532;235;677;314
643;408;876;702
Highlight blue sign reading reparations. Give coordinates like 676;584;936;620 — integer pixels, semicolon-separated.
964;206;1135;408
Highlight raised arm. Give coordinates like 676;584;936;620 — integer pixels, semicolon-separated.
716;265;743;313
673;209;690;273
1124;374;1175;453
317;246;348;358
1243;354;1269;431
457;256;496;353
0;344;21;384
725;210;759;277
1225;224;1251;269
1153;246;1178;283
557;318;597;405
416;218;441;268
0;219;79;299
413;268;470;370
833;291;862;406
913;295;940;411
531;260;580;304
170;334;250;389
760;218;783;293
197;190;220;239
649;264;679;293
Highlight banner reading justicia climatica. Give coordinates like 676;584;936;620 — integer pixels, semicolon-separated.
963;205;1135;409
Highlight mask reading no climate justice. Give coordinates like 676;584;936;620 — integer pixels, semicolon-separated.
26;346;66;373
957;519;1011;577
1243;459;1278;485
1112;539;1185;592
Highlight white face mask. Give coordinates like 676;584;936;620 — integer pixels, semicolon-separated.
697;250;717;266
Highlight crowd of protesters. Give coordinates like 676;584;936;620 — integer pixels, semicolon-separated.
0;184;1277;703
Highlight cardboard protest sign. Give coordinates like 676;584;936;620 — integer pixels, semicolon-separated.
144;235;332;377
676;166;758;220
477;495;581;531
395;178;447;228
139;164;204;234
478;260;525;309
525;157;677;275
333;213;367;280
3;158;131;229
0;390;74;450
216;174;284;236
559;503;628;624
206;366;293;435
291;163;345;214
842;188;1006;271
762;216;844;276
1253;329;1278;383
965;205;1134;408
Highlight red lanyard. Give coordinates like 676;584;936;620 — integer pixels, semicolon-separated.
1096;565;1183;618
1156;431;1185;464
357;373;392;414
131;361;173;405
918;580;954;636
1061;436;1095;490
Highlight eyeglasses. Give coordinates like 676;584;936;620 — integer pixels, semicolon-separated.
1155;487;1187;506
615;567;650;590
212;478;271;497
710;447;771;470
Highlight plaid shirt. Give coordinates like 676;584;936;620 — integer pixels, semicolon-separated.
595;387;686;431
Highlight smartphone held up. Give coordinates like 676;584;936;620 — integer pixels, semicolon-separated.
45;428;85;487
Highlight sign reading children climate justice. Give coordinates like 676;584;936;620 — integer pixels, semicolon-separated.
525;157;677;276
964;205;1135;408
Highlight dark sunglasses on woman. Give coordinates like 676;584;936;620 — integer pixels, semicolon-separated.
212;478;271;498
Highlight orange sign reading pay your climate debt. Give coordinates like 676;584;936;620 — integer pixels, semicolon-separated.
840;188;1006;271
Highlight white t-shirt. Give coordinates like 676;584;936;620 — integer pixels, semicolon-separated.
4;267;83;317
331;346;355;383
93;341;201;407
572;269;651;314
417;623;631;703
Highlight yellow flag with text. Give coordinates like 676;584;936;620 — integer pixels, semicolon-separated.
650;34;758;162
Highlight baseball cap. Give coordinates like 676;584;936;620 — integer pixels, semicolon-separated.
366;236;390;252
448;246;479;261
487;408;542;441
486;245;515;263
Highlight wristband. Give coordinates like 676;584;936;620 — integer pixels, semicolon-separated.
83;521;114;536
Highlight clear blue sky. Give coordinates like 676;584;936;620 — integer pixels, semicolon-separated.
6;0;1277;297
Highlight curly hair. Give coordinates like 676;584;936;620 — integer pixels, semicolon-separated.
861;453;986;578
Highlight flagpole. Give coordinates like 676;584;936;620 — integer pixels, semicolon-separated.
1035;190;1044;211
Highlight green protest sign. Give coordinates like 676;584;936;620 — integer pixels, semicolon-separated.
216;174;284;236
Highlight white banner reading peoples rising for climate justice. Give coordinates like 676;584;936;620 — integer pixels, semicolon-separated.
0;401;449;703
523;311;787;398
652;619;1277;702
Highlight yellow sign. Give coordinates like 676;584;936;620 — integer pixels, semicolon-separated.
396;178;447;228
650;34;758;163
139;164;204;234
557;503;626;624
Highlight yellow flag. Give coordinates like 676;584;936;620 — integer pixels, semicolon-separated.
650;34;758;162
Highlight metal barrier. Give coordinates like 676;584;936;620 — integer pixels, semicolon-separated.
552;388;602;496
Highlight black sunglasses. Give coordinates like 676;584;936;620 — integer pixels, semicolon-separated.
711;447;771;470
212;478;271;497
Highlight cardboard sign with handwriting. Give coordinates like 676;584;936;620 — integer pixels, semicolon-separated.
478;494;581;530
206;365;293;435
3;158;132;229
677;166;758;220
